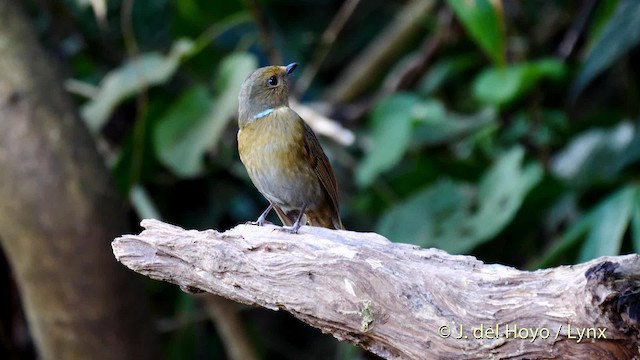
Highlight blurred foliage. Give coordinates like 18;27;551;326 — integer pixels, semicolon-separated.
13;0;640;358
378;147;542;254
572;0;640;98
446;0;505;66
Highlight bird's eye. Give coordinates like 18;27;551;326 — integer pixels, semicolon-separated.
267;76;279;87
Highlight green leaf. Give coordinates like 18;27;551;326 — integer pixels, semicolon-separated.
377;147;542;254
632;196;640;253
473;58;565;107
153;86;213;177
502;109;568;148
533;185;638;267
376;179;465;249
417;54;480;96
336;342;363;360
615;124;640;171
129;184;162;220
585;0;620;47
578;186;637;261
209;53;258;151
446;0;505;66
153;53;257;177
572;0;640;98
175;0;208;26
466;148;543;248
356;93;419;186
529;199;595;269
550;121;634;188
81;39;194;132
412;101;497;147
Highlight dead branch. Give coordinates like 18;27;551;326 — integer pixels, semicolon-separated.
295;0;362;96
112;219;640;360
201;295;258;360
326;0;436;103
290;100;355;146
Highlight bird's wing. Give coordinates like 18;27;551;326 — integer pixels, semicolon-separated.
299;114;343;229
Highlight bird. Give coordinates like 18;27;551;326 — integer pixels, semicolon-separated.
237;62;343;233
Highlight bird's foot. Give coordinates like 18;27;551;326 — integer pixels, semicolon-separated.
276;214;304;234
248;204;274;226
276;225;301;234
247;219;273;226
275;203;306;234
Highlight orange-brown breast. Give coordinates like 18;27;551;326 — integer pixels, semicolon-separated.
238;108;323;209
238;107;342;229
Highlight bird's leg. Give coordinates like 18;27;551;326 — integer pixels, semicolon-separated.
251;203;273;226
280;203;307;234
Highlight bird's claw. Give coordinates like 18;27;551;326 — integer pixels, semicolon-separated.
276;226;300;234
247;219;273;226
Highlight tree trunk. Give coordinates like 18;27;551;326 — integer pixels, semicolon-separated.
0;2;157;359
114;219;640;360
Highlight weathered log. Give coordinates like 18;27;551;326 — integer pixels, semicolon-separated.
112;219;640;360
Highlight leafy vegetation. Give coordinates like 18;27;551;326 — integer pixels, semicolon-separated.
20;0;640;358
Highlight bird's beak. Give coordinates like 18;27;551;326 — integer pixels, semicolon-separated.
285;62;298;76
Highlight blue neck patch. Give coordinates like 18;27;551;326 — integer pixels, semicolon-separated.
252;108;275;121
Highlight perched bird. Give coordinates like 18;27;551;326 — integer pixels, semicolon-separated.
237;63;343;233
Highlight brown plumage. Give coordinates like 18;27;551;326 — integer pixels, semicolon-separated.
237;63;343;232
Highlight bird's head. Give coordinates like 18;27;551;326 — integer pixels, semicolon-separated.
238;62;298;128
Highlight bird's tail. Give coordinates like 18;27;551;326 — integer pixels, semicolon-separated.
307;209;343;230
273;204;305;227
273;204;343;230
